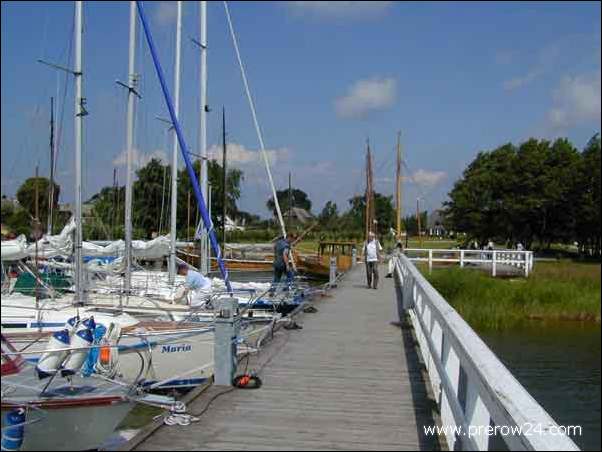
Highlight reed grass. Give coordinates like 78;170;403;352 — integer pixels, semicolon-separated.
423;261;601;330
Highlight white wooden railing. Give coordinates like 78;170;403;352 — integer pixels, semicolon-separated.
394;254;579;451
404;248;535;277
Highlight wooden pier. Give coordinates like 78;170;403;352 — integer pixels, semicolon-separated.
133;265;441;451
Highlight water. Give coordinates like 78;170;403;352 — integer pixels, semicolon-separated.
479;322;601;451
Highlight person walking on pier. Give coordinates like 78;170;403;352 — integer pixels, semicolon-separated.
364;232;382;289
270;232;294;296
386;240;403;278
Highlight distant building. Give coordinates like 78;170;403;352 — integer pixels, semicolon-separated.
427;210;447;237
283;207;314;226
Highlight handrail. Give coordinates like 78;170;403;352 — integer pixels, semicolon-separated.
394;254;579;451
403;248;534;277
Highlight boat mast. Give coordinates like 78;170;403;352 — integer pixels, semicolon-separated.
288;172;292;230
222;106;227;254
124;0;138;295
396;131;402;241
48;97;55;235
168;1;182;283
365;139;374;241
74;0;84;304
199;0;209;275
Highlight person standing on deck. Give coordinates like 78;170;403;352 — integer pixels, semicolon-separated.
386;240;403;278
364;232;382;289
269;232;294;296
174;263;212;306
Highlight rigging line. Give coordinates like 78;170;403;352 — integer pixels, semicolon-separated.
223;1;287;242
54;5;75;177
38;8;50;67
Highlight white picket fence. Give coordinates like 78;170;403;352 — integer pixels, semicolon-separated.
404;248;535;277
394;254;579;451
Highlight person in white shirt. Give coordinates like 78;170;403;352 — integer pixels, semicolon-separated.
364;232;382;289
174;264;212;307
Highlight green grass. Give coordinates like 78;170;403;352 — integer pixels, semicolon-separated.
422;261;601;330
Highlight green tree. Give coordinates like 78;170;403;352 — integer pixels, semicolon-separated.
444;136;598;252
266;188;312;218
319;201;338;225
345;193;394;238
403;212;428;237
444;143;518;247
177;159;243;235
15;177;60;230
88;186;125;240
576;134;601;257
133;158;170;237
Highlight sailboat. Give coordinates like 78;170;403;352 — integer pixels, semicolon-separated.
1;335;137;451
0;1;222;391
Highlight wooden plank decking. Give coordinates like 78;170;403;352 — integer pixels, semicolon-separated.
135;265;441;451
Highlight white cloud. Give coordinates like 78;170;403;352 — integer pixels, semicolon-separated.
335;77;397;118
112;148;167;168
153;2;178;27
503;69;542;91
502;35;578;91
407;169;447;188
288;1;393;18
546;71;601;129
206;142;290;167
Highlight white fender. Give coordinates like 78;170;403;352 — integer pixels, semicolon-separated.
61;324;94;376
36;329;70;379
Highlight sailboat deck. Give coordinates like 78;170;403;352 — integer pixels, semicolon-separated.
134;265;440;451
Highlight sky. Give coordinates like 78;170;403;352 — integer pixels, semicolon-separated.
1;1;600;220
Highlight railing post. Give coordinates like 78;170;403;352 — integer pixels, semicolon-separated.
492;250;497;277
329;256;337;287
428;249;433;274
460;250;465;268
351;248;357;267
214;297;239;386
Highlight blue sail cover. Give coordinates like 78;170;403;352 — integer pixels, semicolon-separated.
136;1;232;293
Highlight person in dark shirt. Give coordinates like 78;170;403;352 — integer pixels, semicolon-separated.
270;232;295;296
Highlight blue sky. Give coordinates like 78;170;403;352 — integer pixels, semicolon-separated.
1;1;600;219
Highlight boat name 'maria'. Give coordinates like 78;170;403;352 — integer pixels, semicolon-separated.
161;343;192;354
